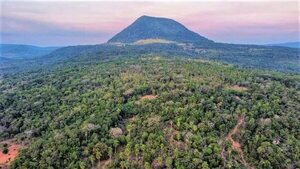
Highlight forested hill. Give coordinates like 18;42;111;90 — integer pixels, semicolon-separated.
108;15;213;43
0;44;59;59
49;43;300;73
1;42;299;76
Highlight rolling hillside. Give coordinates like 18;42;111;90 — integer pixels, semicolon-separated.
266;42;300;48
0;44;60;59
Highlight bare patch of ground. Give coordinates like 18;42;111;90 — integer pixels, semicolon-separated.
226;85;248;92
163;122;188;150
109;42;125;47
140;94;157;101
0;139;26;168
94;159;111;169
135;95;157;105
134;38;174;45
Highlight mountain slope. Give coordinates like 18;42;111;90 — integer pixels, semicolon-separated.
0;44;60;59
108;15;213;43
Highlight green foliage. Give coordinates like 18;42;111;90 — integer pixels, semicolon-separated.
2;147;9;154
1;55;299;169
93;142;108;160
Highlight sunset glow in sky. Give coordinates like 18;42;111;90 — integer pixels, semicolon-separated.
1;1;299;46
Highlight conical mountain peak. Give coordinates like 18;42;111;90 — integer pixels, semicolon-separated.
108;16;213;44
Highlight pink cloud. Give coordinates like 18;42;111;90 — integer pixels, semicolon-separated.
1;1;299;45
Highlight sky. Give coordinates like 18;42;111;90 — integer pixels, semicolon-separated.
1;0;299;46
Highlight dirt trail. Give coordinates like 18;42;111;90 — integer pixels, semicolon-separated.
221;116;253;168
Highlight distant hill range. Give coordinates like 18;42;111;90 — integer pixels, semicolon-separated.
265;42;300;48
108;15;213;44
1;16;299;74
0;44;59;59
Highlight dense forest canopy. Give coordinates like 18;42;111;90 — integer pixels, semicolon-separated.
1;54;299;169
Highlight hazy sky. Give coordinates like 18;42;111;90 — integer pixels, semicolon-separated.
1;0;299;46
